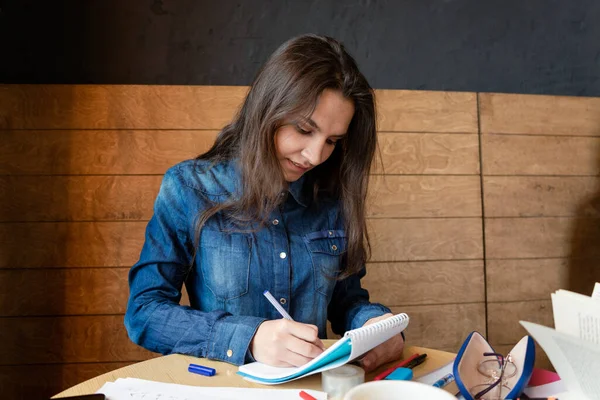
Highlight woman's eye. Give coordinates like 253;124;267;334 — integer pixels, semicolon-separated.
326;139;337;145
295;124;311;134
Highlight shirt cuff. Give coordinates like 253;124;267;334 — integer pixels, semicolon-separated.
349;303;393;331
208;314;266;365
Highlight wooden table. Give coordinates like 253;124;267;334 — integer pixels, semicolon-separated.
53;343;458;398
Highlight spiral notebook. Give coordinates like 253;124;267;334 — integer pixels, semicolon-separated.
237;313;409;385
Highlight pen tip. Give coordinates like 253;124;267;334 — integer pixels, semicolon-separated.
263;290;268;294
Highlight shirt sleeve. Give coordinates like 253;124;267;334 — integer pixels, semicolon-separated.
327;265;393;335
124;165;265;365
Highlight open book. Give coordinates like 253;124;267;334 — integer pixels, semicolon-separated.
520;282;600;400
238;313;409;385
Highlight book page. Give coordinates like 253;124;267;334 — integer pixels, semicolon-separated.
593;282;600;301
552;290;600;345
521;321;600;400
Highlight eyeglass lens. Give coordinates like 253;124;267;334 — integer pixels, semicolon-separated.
469;352;518;400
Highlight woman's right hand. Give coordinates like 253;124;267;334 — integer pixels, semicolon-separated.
250;319;326;367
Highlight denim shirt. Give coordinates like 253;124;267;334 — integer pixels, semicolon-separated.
125;159;391;365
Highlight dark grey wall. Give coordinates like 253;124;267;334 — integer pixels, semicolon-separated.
2;0;600;96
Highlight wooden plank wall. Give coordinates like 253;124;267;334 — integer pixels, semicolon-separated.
479;93;600;367
364;89;485;352
0;85;243;399
0;85;597;398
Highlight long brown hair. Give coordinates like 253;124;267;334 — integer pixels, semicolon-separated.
195;34;377;278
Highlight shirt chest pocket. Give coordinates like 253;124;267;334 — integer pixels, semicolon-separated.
304;230;347;296
199;229;252;300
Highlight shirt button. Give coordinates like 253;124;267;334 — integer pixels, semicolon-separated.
331;245;338;251
280;298;287;305
227;349;233;357
279;252;287;259
328;231;333;236
272;219;279;225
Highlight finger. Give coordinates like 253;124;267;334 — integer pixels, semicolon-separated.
284;334;325;359
310;335;326;350
362;347;392;371
361;350;377;372
379;340;404;363
315;338;326;350
272;360;296;368
281;349;316;367
285;321;319;342
362;337;404;371
285;321;325;349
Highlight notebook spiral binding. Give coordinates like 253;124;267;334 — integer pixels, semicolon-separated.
346;313;409;342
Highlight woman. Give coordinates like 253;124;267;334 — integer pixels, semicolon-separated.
125;34;404;372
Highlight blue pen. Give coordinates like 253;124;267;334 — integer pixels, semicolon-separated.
188;363;216;377
432;373;454;388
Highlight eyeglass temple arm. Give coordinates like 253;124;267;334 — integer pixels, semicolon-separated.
474;352;506;399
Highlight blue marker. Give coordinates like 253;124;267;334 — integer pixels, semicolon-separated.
384;367;413;381
432;373;454;388
188;363;216;377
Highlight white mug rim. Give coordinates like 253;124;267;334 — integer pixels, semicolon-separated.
343;380;457;400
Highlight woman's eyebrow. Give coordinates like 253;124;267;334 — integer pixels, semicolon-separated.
306;118;320;131
306;118;347;137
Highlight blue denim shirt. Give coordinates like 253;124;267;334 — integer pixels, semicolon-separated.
125;159;391;365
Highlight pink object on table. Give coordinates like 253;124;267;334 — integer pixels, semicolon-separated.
527;368;561;387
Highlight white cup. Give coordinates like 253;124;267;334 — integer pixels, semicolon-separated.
343;380;458;400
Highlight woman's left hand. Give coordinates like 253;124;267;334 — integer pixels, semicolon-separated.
359;313;405;372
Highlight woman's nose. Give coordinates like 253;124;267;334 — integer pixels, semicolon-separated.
301;139;325;166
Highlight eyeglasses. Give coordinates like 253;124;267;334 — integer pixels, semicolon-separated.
469;352;517;400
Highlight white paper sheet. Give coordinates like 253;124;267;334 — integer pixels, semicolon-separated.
521;321;600;400
593;282;600;301
523;380;567;397
96;377;328;400
415;360;454;385
552;289;600;346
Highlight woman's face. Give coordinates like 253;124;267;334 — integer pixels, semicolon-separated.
274;89;355;182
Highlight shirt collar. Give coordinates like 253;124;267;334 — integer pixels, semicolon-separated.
287;174;311;207
214;159;311;207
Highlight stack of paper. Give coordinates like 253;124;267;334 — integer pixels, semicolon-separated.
96;378;327;400
520;282;600;400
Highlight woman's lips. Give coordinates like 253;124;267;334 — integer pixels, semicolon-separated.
287;159;309;172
